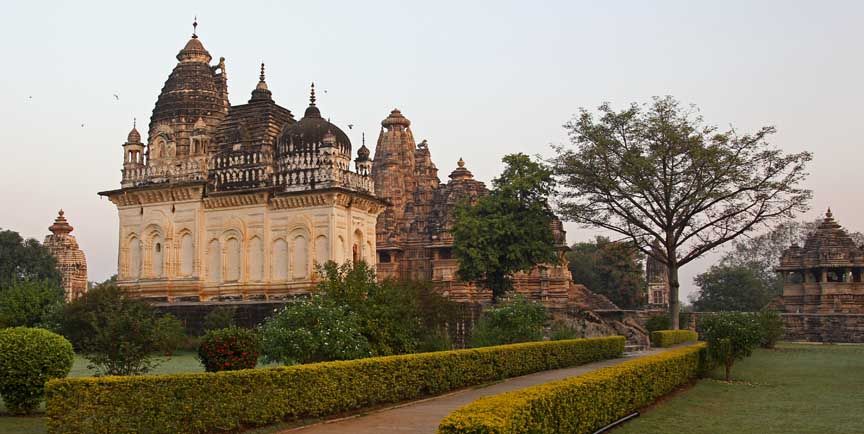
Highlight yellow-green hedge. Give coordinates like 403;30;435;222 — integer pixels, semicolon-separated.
650;329;699;347
46;336;624;434
438;343;706;434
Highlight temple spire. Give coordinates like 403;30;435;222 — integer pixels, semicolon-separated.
259;62;265;82
192;16;198;38
310;82;316;106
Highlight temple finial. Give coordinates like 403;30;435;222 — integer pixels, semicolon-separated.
310;82;316;106
457;157;465;168
133;117;136;128
362;132;365;146
192;16;198;38
827;207;833;219
259;62;265;82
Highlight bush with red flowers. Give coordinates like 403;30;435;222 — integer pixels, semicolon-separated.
197;326;261;372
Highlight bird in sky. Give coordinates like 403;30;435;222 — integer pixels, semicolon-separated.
348;124;354;130
80;123;85;128
113;94;120;101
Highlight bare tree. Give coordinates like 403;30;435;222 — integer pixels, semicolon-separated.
553;97;812;328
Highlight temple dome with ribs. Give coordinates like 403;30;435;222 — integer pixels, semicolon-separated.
278;84;351;156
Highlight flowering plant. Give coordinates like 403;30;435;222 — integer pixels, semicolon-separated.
197;326;261;372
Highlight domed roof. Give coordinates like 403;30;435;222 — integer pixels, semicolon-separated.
279;84;351;152
127;126;141;144
357;143;370;160
382;108;411;128
176;36;212;63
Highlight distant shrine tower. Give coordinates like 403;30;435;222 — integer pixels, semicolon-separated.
778;209;864;313
44;210;88;301
646;242;669;307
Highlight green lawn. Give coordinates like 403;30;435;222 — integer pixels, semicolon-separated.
0;351;204;434
615;343;864;434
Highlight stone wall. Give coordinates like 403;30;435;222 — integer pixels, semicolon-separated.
781;313;864;343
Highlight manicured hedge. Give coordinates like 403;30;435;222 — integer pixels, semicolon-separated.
45;336;624;434
438;343;706;434
650;329;699;347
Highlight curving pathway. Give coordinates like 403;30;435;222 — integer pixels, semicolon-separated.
281;346;672;434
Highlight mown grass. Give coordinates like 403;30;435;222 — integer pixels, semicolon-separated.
615;342;864;434
0;351;204;433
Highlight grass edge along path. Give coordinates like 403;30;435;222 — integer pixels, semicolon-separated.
613;342;864;434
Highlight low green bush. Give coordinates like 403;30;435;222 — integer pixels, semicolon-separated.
0;327;74;414
701;312;762;381
438;343;706;434
650;329;699;347
758;309;784;349
153;314;186;356
469;296;547;347
198;326;261;372
644;314;670;332
46;336;624;434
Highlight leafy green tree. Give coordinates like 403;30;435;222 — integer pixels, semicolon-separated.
757;309;784;349
553;96;812;328
0;327;74;414
57;284;163;375
259;295;371;365
691;264;776;312
700;312;762;381
453;153;559;302
0;229;61;286
0;279;64;327
316;261;456;355
152;314;187;356
469;296;548;347
202;306;237;333
566;236;646;308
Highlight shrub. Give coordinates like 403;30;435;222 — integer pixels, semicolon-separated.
644;314;670;332
758;309;784;349
470;296;547;347
548;319;580;341
153;314;186;356
46;336;624;434
197;326;261;372
260;295;370;365
0;279;64;328
438;343;706;434
202;306;237;333
0;327;73;414
315;261;457;356
650;329;699;347
56;284;161;375
700;312;762;381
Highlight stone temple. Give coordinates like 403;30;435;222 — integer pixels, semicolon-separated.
97;23;624;315
777;209;864;342
99;25;384;302
44;210;88;301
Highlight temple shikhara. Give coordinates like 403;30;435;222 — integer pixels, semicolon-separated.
44;210;88;301
778;209;864;314
97;22;622;315
99;23;383;302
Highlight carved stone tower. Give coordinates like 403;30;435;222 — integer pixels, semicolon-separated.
43;210;88;301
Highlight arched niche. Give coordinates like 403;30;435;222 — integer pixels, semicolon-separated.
248;236;263;281
207;239;221;282
293;234;308;279
179;232;194;276
272;239;289;281
225;238;241;282
128;237;141;279
315;235;328;267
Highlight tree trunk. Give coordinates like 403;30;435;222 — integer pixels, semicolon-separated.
668;262;681;329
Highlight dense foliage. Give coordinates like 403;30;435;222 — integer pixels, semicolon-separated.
757;309;784;349
469;296;548;347
260;295;371;365
0;229;61;286
153;314;186;356
438;343;706;434
566;236;646;308
46;337;623;434
56;284;171;375
197;326;261;372
453;153;558;301
650;329;699;347
691;264;776;311
644;315;671;332
0;327;73;414
0;279;64;327
700;312;762;380
202;306;237;333
553;97;812;328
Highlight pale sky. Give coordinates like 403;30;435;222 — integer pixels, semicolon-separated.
1;1;862;301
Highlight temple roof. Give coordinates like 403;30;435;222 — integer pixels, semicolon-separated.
279;84;351;153
49;209;74;236
780;209;864;268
